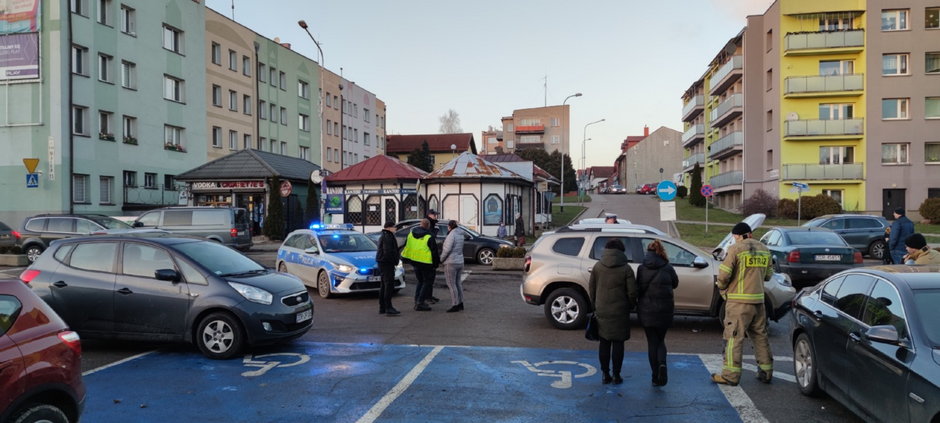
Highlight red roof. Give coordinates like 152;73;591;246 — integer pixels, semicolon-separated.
326;155;427;182
386;133;477;154
590;166;615;178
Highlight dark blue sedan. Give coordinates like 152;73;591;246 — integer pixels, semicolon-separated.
790;265;940;422
759;226;862;287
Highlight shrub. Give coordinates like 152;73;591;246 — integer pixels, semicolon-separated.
918;198;940;223
496;246;513;258
742;189;778;217
778;198;798;219
511;247;527;258
801;194;842;219
677;185;688;199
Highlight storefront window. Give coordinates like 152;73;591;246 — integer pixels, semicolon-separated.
365;196;382;225
428;195;439;215
483;194;503;225
346;196;362;224
402;194;418;220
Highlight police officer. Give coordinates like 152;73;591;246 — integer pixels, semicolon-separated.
375;220;401;316
401;219;440;311
711;222;773;386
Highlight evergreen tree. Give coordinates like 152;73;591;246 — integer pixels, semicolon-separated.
407;140;434;172
689;162;705;207
264;176;285;240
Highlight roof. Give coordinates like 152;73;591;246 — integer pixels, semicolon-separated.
485;153;557;183
589;166;615;178
326;155;427;183
386;133;477;154
425;152;526;180
175;149;320;181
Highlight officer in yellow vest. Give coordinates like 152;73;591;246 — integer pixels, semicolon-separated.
712;222;773;386
401;219;441;311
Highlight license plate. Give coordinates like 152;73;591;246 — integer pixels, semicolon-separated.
368;276;381;282
295;309;312;323
815;255;841;261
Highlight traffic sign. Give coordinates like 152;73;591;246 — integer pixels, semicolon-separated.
657;180;677;201
791;181;809;192
26;173;39;188
700;184;714;197
23;158;39;173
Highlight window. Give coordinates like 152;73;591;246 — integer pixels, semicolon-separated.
97;0;111;25
881;9;909;31
928;97;940;119
144;172;156;188
765;29;772;51
927;53;940;74
279;71;286;90
98;111;112;137
862;280;908;338
766;69;773;90
300;146;309;160
270;139;277;152
819;146;854;164
123;170;137;187
927;7;939;29
333;95;338;108
72;106;88;135
270;104;277;121
122;115;136;141
162;25;183;54
122;244;174;278
243;95;251;115
229;130;237;149
70;242;117;273
71;45;88;75
120;60;136;89
211;85;221;107
589;237;639;262
280;142;286;155
364;108;370;122
298;80;309;99
819;16;852;31
822;189;843;207
243;134;251;149
363;132;370;146
326;119;332;135
280;107;287;125
258;137;265;150
211;42;221;65
346;196;362;224
881;143;909;164
333;122;339;136
228;50;237;71
229;90;237;111
258;63;266;82
833;274;875;320
242;56;251;76
258;100;267;119
640;239;699;267
120;5;135;34
299;114;310;131
926;143;940;163
269;67;277;87
819;103;853;120
883;53;909;75
163;75;184;102
819;60;854;76
73;174;90;203
551;117;560;127
164;125;183;147
882;98;909;119
551;135;560;144
211;126;222;147
70;0;87;15
326;92;331;107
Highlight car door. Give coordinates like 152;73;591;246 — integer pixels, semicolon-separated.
113;242;192;336
816;273;875;401
838;218;868;251
845;278;911;422
49;241;119;333
0;294;26;408
639;237;713;313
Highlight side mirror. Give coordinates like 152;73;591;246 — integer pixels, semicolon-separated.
304;247;319;255
692;256;710;269
154;268;181;282
464;234;471;240
865;325;901;346
133;221;144;228
711;248;724;261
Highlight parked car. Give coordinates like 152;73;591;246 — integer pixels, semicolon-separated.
17;214;133;263
608;184;627;194
1;279;85;423
367;219;513;265
132;206;253;251
0;220;19;249
277;224;405;299
802;214;890;260
21;235;312;359
790;265;940;422
577;218;633;225
521;214;795;329
759;227;863;288
639;183;657;195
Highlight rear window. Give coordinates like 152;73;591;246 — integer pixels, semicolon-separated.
0;295;23;336
552;237;584;256
45;218;74;233
24;218;46;232
786;231;846;246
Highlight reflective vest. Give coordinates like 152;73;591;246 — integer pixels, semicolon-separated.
401;232;433;264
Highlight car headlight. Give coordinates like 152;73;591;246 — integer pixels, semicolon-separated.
334;264;354;274
227;282;273;305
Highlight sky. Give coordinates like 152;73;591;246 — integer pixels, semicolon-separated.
205;0;774;168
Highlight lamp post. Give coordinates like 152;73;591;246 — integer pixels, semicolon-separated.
298;20;325;219
579;119;604;205
559;92;581;212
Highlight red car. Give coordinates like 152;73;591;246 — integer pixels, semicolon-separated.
639;183;657;195
1;280;85;423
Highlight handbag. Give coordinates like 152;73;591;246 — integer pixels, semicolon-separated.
584;313;599;341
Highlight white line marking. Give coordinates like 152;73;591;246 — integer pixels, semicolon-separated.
82;350;157;376
699;354;770;423
355;345;444;423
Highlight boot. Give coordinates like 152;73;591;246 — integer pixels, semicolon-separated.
385;307;400;316
612;373;623;385
655;364;667;386
757;368;772;384
710;373;738;386
601;371;612;385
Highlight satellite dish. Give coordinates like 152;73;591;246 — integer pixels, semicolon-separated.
786;112;799;121
311;170;323;183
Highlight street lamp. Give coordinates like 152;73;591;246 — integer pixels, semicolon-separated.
298;20;325;219
580;118;605;204
559;92;581;212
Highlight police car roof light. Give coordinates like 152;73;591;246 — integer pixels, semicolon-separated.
310;223;354;231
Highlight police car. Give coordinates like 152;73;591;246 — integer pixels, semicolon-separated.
276;224;405;299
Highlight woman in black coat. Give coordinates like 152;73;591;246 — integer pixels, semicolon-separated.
636;239;679;386
588;239;637;385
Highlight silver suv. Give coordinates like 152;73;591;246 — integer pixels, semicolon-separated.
520;215;796;330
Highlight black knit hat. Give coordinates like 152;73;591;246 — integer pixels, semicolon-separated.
894;207;905;216
732;222;752;235
905;233;927;250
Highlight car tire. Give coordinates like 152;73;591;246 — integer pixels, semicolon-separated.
868;240;887;261
196;312;244;360
317;270;333;299
793;333;821;397
12;403;69;423
476;248;495;265
544;287;588;330
24;244;44;263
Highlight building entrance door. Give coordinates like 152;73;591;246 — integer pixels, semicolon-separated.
882;189;905;219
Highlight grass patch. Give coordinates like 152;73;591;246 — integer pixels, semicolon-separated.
676;223;770;250
551;204;586;227
552;194;591;204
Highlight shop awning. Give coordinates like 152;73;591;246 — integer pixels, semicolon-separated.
175;149;321;182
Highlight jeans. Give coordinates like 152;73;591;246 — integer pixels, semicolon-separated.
444;263;464;306
412;264;436;304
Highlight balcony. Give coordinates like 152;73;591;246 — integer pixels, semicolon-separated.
708;56;743;96
708;131;743;160
781;163;864;181
709;94;743;127
784;118;863;140
784;29;864;56
682;153;705;171
514;125;545;134
784;74;863;98
682;124;705;147
682;95;705;122
710;170;743;189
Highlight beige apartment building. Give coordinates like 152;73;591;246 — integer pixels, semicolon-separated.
205;9;256;162
498;105;571;154
322;69;343;173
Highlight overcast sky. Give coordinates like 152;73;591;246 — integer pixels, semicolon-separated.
205;0;774;168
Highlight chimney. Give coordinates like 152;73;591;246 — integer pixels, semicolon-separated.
644;125;649;137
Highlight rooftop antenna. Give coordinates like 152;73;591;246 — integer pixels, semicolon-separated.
230;0;235;19
543;75;547;107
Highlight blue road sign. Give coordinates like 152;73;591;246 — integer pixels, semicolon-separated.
791;181;809;191
657;180;677;201
26;173;39;188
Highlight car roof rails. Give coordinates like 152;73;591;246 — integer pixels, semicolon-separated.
558;223;667;236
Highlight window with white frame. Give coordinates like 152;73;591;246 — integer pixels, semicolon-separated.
228;50;237;71
99;176;113;204
243;95;251;115
822;189;843;208
280;142;286;155
363;132;370;146
551;117;560;127
73;174;89;203
97;0;111;25
928;97;940;119
819;146;854;164
242;56;251;76
354;129;358;143
270;139;277;152
123;170;136;187
364;108;370;122
326;92;331;107
70;0;87;15
258;137;265;150
71;45;88;75
269;67;277;86
279;71;286;90
229;90;237;111
162;25;183;54
819;16;852;31
164;75;184;102
98;111;112;137
164;175;176;190
211;42;221;65
122;115;136;140
120;5;135;34
299;114;309;131
819;103;854;120
881;143;909;164
883;53;910;75
520;135;540;144
927;52;940;74
258;63;266;82
551;135;561;144
211;126;221;148
882;98;909;119
333;95;338;109
258;100;267;119
72;106;88;135
819;60;854;75
280;107;287;125
243;134;251;149
229;130;237;149
881;9;909;31
211;85;221;107
144;172;156;188
300;146;309;160
120;60;136;89
927;7;939;29
326;119;332;135
298;80;309;99
925;143;940;163
164;125;183;147
327;147;332;161
270;104;277;121
333;122;339;136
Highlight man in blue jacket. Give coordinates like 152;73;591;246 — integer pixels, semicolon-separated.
888;207;914;265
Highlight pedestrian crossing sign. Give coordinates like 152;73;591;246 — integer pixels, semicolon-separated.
26;173;39;188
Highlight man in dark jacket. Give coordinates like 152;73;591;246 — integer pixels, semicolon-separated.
375;220;401;315
424;209;441;304
514;213;526;246
889;207;914;266
401;219;441;311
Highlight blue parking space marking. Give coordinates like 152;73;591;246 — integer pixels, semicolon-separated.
82;343;741;422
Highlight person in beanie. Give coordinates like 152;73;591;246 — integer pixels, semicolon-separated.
712;222;774;386
636;239;679;386
889;208;914;266
589;238;637;385
375;221;401;315
903;233;940;264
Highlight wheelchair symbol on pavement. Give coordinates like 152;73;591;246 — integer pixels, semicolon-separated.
512;360;597;389
241;352;310;377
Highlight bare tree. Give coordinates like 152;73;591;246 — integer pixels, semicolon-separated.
438;109;462;133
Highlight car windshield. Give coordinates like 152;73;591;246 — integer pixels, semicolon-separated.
175;240;264;276
317;232;377;252
89;216;133;229
786;231;846;246
911;289;940;348
803;218;826;227
460;225;481;237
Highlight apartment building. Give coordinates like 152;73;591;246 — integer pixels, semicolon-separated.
320;69;386;173
205;8;255;162
322;68;343;172
498;105;571;154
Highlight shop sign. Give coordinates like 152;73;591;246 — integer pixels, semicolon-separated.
191;181;265;191
325;194;345;214
344;188;416;195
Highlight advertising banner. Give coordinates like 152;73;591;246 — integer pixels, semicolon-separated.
0;0;41;34
325;194;345;214
0;32;39;80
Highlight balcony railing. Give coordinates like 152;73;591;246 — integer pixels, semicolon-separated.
785;74;863;95
709;131;743;157
124;184;183;207
709;93;743;126
682;153;705;169
782;163;863;180
784;118;863;138
708;56;743;94
682;124;705;146
682;95;704;121
785;29;864;52
710;170;743;189
514;125;545;134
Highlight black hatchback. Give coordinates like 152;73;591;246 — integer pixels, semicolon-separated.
20;235;313;359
